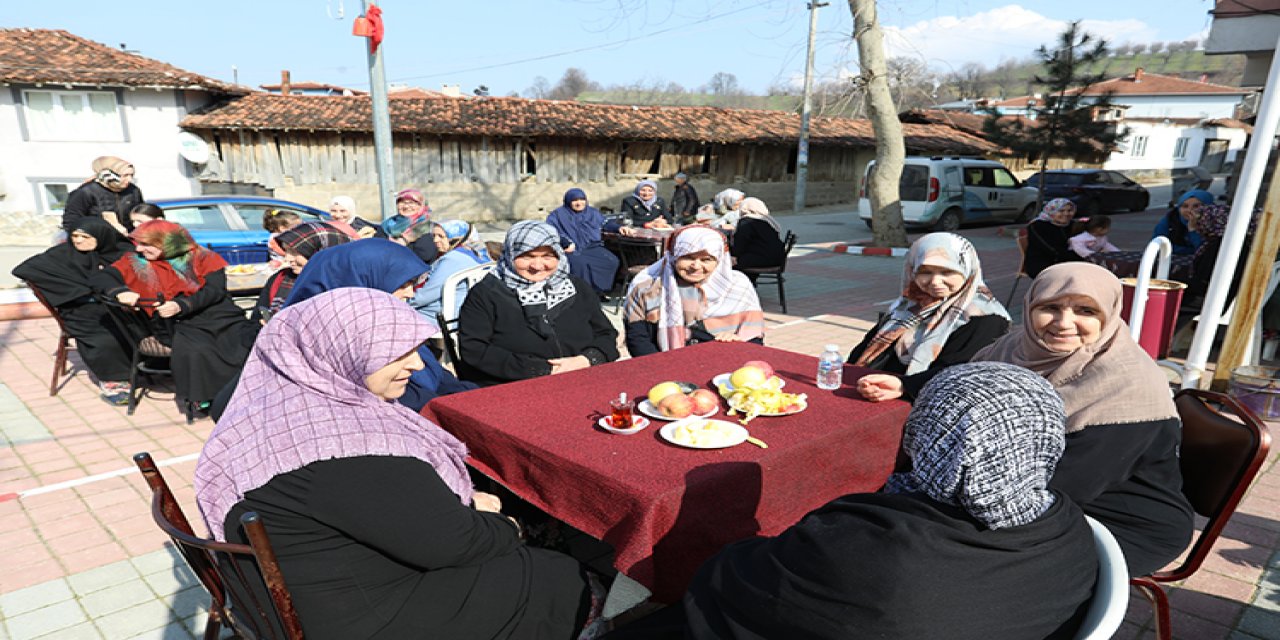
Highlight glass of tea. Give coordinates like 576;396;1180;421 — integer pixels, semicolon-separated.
609;396;634;430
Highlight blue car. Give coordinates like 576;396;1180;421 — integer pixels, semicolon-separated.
150;196;330;265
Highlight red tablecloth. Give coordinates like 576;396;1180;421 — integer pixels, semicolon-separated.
424;342;910;602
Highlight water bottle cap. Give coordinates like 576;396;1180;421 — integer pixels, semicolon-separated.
825;344;839;352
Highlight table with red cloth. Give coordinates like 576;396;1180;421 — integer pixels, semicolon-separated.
1086;250;1194;281
424;341;911;602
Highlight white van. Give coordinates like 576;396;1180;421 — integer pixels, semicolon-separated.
858;157;1040;231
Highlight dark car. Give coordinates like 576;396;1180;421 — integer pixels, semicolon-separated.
151;196;330;265
1023;170;1151;215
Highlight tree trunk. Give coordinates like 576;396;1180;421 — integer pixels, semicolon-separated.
850;0;908;247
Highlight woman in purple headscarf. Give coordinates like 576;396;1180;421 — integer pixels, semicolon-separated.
195;288;591;640
619;179;671;227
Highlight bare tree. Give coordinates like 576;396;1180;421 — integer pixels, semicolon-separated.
991;59;1023;97
1131;43;1148;55
885;57;937;111
1114;43;1133;57
1149;41;1165;55
525;76;551;99
947;62;989;99
849;0;908;247
547;68;600;101
706;72;743;97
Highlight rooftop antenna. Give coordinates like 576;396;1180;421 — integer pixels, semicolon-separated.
327;0;345;19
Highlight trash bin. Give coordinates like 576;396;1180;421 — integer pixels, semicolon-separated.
1120;278;1186;359
1229;365;1280;420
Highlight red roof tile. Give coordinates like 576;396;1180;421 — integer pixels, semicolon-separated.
900;109;1039;137
1077;71;1249;96
0;28;243;93
180;94;999;154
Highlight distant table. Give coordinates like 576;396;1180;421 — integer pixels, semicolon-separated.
1086;251;1194;282
424;342;911;602
225;268;272;295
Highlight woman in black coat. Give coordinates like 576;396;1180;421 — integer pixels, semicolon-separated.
1023;198;1080;278
61;156;144;234
729;198;786;280
458;221;619;386
619;179;671;227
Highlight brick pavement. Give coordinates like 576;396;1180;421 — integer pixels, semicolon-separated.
0;207;1277;639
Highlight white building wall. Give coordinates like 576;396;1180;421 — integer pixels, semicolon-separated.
1086;94;1243;119
1105;121;1248;172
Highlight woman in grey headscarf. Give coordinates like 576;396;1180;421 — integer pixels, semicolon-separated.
608;362;1096;640
458;221;619;386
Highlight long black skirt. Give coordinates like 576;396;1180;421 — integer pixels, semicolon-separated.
59;302;132;382
170;300;253;404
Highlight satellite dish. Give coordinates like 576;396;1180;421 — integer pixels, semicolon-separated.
177;131;210;164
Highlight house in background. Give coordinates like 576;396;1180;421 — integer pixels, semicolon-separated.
0;28;243;244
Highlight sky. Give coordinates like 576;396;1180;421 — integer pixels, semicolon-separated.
2;1;1220;96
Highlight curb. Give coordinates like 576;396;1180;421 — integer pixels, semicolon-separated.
827;243;909;257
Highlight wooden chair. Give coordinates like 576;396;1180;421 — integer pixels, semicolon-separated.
1073;516;1129;640
134;452;304;640
610;235;663;311
1003;226;1030;308
1129;389;1272;640
101;300;194;424
24;283;76;396
739;230;798;314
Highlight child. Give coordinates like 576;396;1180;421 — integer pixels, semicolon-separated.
1069;214;1120;258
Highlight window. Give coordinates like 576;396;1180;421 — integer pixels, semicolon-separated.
232;205;322;231
22;90;123;142
898;165;930;202
1174;138;1189;159
963;168;988;187
993;169;1018;188
1130;135;1149;158
33;180;81;214
162;206;232;232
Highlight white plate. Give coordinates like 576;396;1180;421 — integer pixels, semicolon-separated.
713;373;786;394
597;415;651;435
659;419;749;449
728;395;809;417
637;398;718;421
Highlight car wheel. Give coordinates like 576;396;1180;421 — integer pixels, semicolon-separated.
933;209;962;232
1130;193;1149;212
1016;203;1036;223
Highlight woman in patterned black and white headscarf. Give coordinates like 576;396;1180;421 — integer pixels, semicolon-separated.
457;221;619;386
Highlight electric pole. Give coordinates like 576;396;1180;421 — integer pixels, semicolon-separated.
363;0;396;223
794;1;827;213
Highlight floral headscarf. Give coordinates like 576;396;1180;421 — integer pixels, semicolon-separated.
1035;198;1075;226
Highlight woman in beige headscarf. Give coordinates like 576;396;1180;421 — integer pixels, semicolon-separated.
62;156;145;234
972;262;1192;577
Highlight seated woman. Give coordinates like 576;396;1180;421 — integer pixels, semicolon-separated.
1023;198;1080;278
1152;189;1209;256
411;220;492;321
1183;202;1256;311
623;226;765;357
709;188;745;229
608;363;1096;640
974;262;1194;576
327;195;384;239
619;180;671;228
195;288;592;640
91;220;254;413
253;221;351;323
853;233;1010;403
546;188;624;295
458;221;619;386
12;219;136;404
382;210;439;264
730;198;785;281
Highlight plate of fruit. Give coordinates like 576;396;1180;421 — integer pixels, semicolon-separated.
715;361;808;423
713;361;786;395
640;381;719;421
659;418;748;449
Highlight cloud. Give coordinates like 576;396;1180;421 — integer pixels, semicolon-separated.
882;4;1159;72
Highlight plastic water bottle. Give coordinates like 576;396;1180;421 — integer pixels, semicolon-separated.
817;344;843;390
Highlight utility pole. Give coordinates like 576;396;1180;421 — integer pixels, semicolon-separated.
794;1;827;214
362;0;396;222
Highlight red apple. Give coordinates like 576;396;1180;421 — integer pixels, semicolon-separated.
658;393;696;418
742;360;775;378
690;389;719;415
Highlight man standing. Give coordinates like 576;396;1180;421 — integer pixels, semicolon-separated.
671;172;700;225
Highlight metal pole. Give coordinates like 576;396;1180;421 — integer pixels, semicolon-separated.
364;0;396;223
794;1;826;214
1181;30;1280;389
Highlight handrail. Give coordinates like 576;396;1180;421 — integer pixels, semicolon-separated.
1129;236;1173;343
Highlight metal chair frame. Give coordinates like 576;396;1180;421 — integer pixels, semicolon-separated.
100;300;194;424
738;230;798;314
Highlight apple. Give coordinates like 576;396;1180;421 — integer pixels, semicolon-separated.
730;365;770;389
690;389;719;415
658;393;695;418
648;381;684;406
742;360;775;378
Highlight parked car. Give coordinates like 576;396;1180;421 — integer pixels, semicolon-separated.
150;196;330;265
1022;169;1150;215
858;157;1040;231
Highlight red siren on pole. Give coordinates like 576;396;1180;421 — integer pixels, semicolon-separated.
352;16;372;37
352;5;385;53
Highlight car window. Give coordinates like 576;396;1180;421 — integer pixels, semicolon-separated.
1106;171;1132;185
963;168;988;187
897;165;931;202
1036;173;1082;186
993;168;1018;188
1086;173;1107;184
233;204;323;232
161;206;231;231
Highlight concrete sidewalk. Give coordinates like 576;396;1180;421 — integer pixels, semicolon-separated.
0;204;1277;639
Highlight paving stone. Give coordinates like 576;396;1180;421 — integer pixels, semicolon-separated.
0;578;72;617
32;622;102;640
78;579;157;617
90;599;174;639
65;559;141;596
167;585;209;620
1238;608;1280;640
142;567;200;597
129;547;182;577
120;620;195;640
4;599;87;639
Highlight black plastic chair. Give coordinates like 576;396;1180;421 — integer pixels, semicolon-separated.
739;230;798;314
100;300;193;424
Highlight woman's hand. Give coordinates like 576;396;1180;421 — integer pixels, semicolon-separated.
473;492;503;513
155;301;182;318
857;374;904;402
565;242;576;254
115;291;141;307
618;227;638;237
714;332;743;343
549;355;591;374
357;227;378;239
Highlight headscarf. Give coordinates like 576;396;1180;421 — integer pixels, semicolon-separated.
1035;198;1074;226
395;188;431;220
12;218;133;307
633;180;658;210
494;221;576;309
972;262;1178;432
884;362;1065;530
274;221;351;259
115;220;226;300
1190;203;1261;273
91;156;132;192
854;233;1010;375
71;218;133;268
714;189;745;214
624;226;764;351
1177;189;1214;209
329;196;357;221
737;197;781;233
195;288;471;541
563;187;588;209
286;239;429;307
547;188;609;252
436;219;488;262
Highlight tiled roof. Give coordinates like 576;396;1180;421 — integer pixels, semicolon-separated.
1077;71;1249;96
0;28;243;93
180;94;999;153
260;81;366;95
899;109;1039;137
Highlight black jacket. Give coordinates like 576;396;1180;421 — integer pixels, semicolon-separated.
620;196;672;226
847;314;1010;400
671;183;700;224
1023;220;1079;279
62;181;144;233
731;218;785;269
458;274;620;386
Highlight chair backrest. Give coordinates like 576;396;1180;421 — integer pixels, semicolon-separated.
1073;516;1129;640
133;452;305;640
24;283;72;335
778;230;798;272
1016;227;1029;275
613;236;662;272
439;263;494;327
101;300;174;359
1156;389;1272;581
